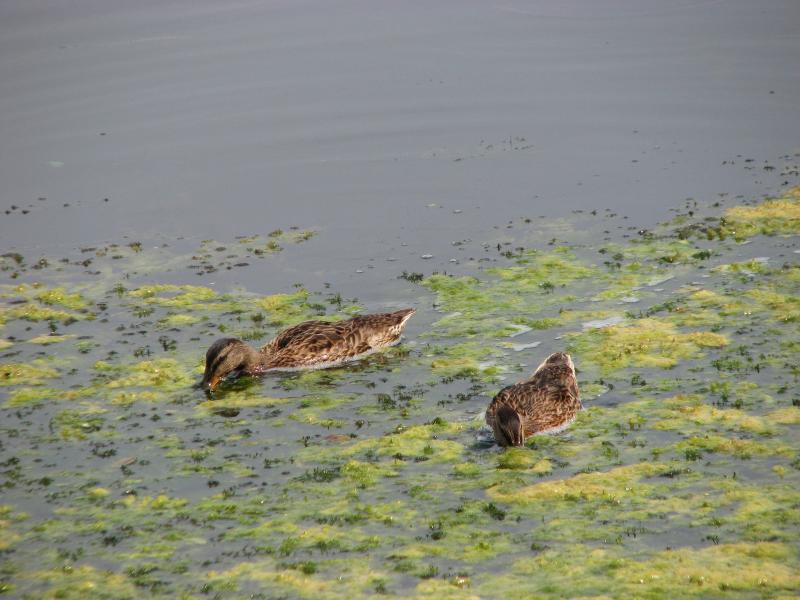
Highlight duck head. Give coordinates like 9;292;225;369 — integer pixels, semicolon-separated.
493;404;525;447
543;351;575;373
201;338;258;392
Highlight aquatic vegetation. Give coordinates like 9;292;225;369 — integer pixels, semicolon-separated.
568;318;728;375
494;541;800;598
650;394;776;434
489;462;671;504
0;284;91;325
0;302;83;324
128;283;220;311
602;238;702;265
746;287;800;322
27;334;74;345
426;342;504;381
614;542;800;595
485;247;595;285
35;287;89;310
0;360;60;386
51;408;107;440
722;185;800;238
2;190;800;597
675;434;790;459
92;358;195;391
16;565;142;600
257;289;331;326
5;386;62;407
343;422;466;464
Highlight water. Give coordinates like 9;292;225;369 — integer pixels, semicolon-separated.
2;1;799;261
1;1;800;597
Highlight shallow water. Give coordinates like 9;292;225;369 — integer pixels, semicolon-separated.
2;1;800;598
1;187;799;598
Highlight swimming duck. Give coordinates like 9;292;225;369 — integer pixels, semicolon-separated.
201;308;415;392
485;352;581;447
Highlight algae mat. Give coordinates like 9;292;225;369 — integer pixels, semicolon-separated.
1;189;799;598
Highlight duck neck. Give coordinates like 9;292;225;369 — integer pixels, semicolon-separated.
238;343;268;374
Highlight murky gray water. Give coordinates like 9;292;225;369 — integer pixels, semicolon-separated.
1;2;800;598
2;0;799;286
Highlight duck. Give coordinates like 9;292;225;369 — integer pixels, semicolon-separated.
201;308;416;392
484;352;581;447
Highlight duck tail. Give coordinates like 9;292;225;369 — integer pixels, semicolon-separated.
392;307;416;327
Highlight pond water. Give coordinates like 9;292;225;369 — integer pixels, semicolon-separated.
1;1;800;598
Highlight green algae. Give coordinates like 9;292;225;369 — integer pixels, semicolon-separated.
675;434;791;460
128;283;220;311
488;542;800;599
256;289;332;326
5;386;61;407
745;287;800;322
342;422;467;464
496;447;553;474
92;358;194;391
488;462;672;505
18;565;142;600
287;394;354;429
159;313;201;327
195;393;293;414
485;247;595;285
279;368;345;392
606;238;703;265
426;342;505;381
27;334;75;345
205;559;388;600
35;288;89;310
0;505;26;552
722;185;800;238
568;319;728;375
0;360;60;386
51;408;107;440
1;303;82;324
615;542;800;595
0;284;91;324
649;394;776;434
2;193;800;599
420;248;600;339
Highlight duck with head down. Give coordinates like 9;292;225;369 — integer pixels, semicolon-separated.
201;308;415;392
485;352;582;447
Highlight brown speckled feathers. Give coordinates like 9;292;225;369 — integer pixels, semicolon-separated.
485;352;581;443
261;309;415;369
201;308;415;391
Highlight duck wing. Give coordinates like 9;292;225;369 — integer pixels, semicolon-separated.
261;309;415;369
262;320;332;352
260;320;362;368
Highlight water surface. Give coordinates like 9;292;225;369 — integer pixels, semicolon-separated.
1;1;800;598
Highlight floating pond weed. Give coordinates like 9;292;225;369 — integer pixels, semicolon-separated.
2;191;800;597
722;185;800;238
568;318;728;375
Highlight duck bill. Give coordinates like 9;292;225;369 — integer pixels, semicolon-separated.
201;374;221;392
